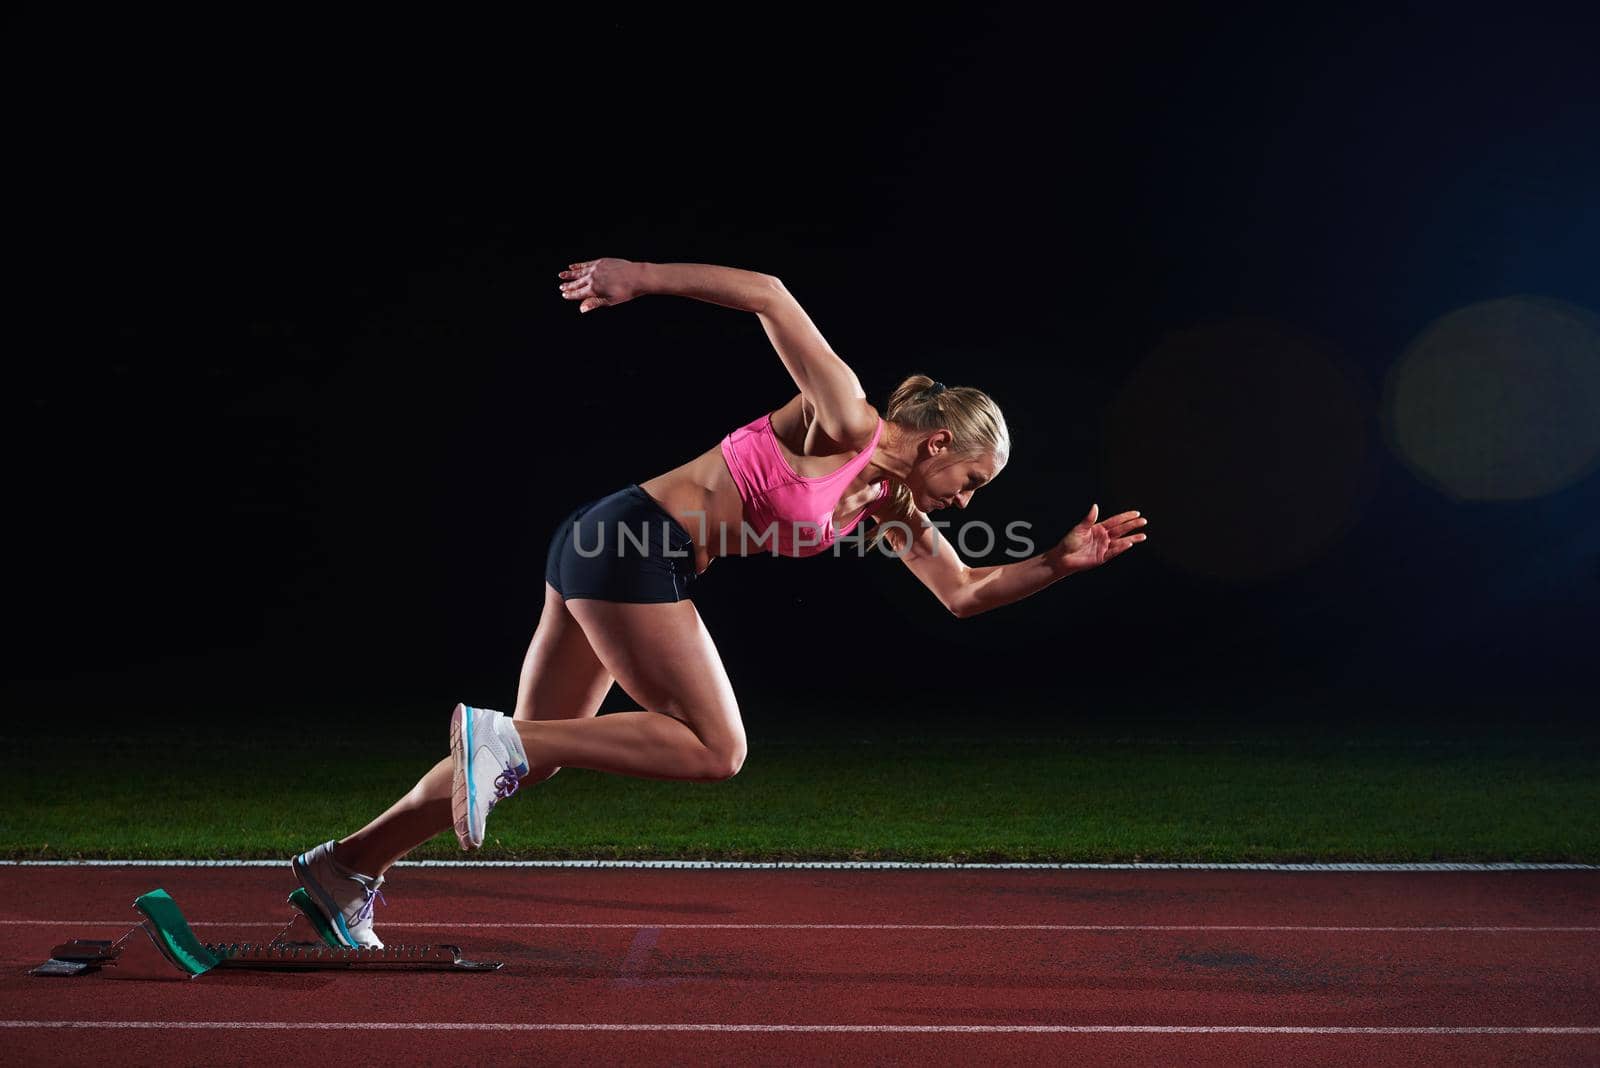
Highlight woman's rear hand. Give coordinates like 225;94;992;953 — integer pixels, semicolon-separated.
558;258;644;314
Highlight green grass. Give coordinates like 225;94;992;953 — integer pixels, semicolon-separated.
4;705;1596;861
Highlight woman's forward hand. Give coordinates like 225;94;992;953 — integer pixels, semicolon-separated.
1049;504;1148;574
558;258;645;314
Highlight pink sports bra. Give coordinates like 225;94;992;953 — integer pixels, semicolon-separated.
719;410;892;558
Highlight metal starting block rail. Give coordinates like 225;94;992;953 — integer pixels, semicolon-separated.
30;887;502;978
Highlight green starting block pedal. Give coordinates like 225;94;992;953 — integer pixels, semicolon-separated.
134;888;221;976
30;886;503;978
285;887;345;949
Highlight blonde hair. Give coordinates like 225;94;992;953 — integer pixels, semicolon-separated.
868;374;1010;553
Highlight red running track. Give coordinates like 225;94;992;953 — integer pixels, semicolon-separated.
2;866;1598;1065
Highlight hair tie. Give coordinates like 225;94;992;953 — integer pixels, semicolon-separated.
927;381;947;396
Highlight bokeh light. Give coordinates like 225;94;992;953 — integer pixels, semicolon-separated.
1383;296;1600;502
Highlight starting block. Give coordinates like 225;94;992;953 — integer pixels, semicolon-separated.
30;887;502;978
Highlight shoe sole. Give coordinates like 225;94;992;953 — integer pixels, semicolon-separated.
449;702;480;850
289;853;357;948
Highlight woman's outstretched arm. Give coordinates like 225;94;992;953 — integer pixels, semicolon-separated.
638;261;782;313
558;258;779;314
887;503;1148;618
890;510;1074;619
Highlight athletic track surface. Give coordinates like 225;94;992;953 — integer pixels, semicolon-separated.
2;865;1597;1065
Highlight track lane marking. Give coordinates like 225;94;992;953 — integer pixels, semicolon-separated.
4;920;1598;931
3;861;1596;870
1;1021;1597;1034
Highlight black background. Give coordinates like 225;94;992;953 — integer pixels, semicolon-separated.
8;8;1597;733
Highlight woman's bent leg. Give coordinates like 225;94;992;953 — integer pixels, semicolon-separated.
513;583;617;786
338;707;731;878
556;595;746;776
335;583;614;876
331;588;741;876
512;710;743;781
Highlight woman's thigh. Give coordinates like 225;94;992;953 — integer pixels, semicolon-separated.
564;595;745;762
513;582;616;724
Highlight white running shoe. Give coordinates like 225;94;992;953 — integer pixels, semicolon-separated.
290;840;386;948
450;702;530;850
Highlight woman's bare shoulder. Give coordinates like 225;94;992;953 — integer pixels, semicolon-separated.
774;393;879;456
799;393;880;450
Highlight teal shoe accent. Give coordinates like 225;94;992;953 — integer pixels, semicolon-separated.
464;704;477;836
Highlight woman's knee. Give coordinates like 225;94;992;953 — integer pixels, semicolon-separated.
698;733;747;781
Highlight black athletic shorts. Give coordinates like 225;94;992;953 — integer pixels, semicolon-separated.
544;484;700;603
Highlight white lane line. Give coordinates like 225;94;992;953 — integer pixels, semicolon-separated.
1;1021;1597;1034
1;860;1596;871
2;920;1596;932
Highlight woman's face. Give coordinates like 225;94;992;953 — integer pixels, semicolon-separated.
912;436;1004;513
